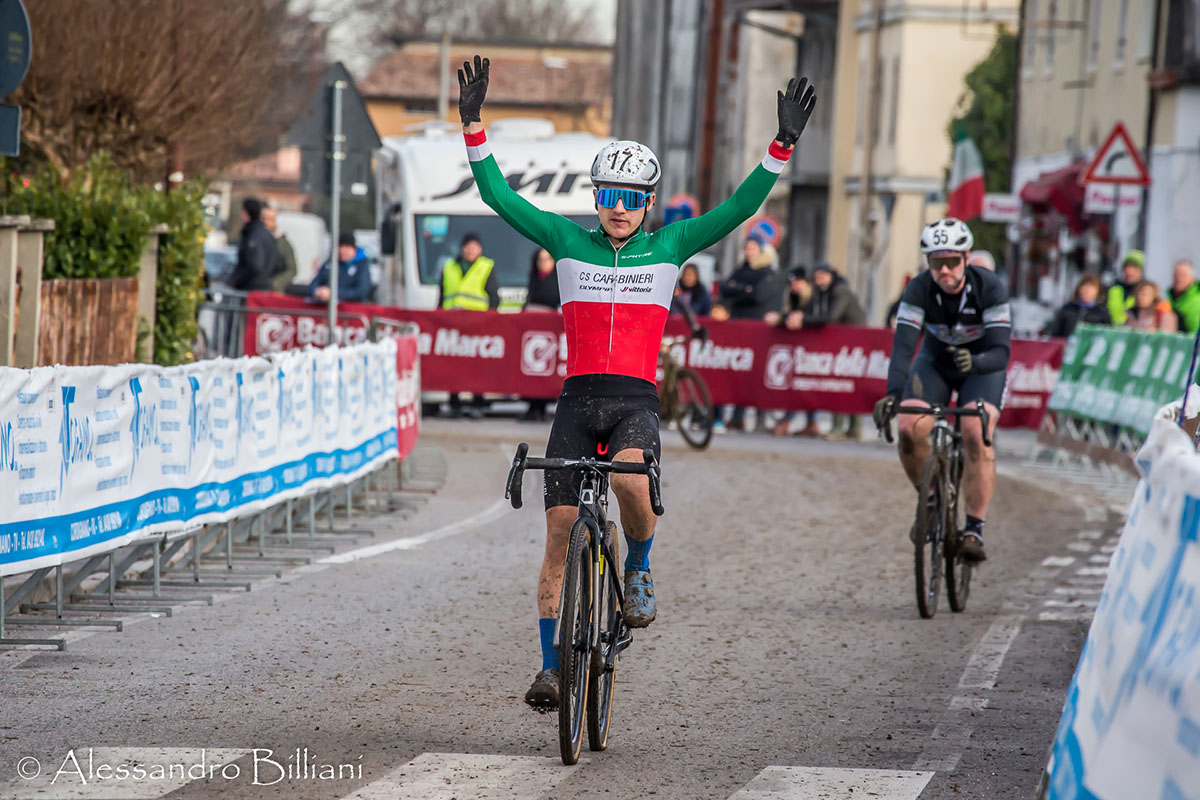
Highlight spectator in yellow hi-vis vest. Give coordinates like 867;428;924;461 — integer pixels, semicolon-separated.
438;233;499;418
438;233;500;311
1106;250;1144;325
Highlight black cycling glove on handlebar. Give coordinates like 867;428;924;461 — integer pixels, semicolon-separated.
873;395;897;430
776;77;817;147
458;54;490;124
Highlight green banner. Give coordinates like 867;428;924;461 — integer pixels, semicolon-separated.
1050;324;1197;436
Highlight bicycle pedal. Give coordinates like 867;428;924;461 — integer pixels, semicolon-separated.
528;704;558;715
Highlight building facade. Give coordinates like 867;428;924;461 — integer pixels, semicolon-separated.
827;0;1020;321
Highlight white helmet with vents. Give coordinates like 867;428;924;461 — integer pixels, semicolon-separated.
920;217;974;254
590;140;661;189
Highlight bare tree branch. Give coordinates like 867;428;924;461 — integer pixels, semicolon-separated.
13;0;329;182
363;0;601;48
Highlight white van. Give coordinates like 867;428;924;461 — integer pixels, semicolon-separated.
376;119;607;310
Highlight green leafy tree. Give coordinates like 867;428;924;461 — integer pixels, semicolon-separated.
947;27;1017;264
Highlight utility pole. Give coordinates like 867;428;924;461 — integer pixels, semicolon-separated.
857;0;884;320
437;28;451;124
328;79;345;340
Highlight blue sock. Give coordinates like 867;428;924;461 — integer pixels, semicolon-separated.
624;532;654;572
539;617;559;671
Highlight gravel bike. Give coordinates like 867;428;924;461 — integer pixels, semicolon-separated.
505;443;665;764
658;334;715;450
880;401;991;618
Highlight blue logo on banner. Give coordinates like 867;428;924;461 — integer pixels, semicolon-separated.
129;378;158;478
0;420;17;472
338;358;349;420
187;376;213;472
59;386;93;491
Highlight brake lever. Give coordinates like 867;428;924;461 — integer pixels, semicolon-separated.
977;401;993;448
642;449;665;516
505;442;529;509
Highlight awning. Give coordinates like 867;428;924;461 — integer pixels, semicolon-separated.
1019;163;1088;232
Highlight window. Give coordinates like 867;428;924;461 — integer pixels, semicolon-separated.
1136;0;1156;62
1023;0;1039;76
1045;0;1057;74
1115;0;1129;66
888;56;900;145
1087;0;1101;72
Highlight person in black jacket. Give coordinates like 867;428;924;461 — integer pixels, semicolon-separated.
521;248;560;422
230;197;277;291
1047;274;1112;338
806;263;866;326
671;262;713;317
718;234;783;320
524;247;560;311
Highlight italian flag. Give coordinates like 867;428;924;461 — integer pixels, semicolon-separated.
947;127;985;221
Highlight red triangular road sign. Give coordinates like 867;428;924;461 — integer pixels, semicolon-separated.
1079;122;1151;186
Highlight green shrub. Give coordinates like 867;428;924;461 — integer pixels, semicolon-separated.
1;152;207;364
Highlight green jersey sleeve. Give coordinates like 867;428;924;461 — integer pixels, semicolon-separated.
658;141;793;260
465;130;578;258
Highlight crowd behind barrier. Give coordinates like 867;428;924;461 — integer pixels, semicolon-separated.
0;338;414;579
243;292;1063;430
1042;400;1200;798
1037;324;1200;475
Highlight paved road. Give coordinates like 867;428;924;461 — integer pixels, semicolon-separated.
0;420;1129;799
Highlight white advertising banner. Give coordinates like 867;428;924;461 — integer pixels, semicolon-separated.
0;340;400;576
1044;403;1200;798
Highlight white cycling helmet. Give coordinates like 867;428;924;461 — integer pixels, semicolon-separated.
590;140;661;189
920;217;974;254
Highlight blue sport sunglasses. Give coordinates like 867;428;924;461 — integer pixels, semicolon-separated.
595;187;651;210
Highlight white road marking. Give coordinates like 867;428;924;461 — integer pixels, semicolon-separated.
1066;542;1094;552
1053;586;1101;596
730;767;934;800
1075;566;1110;576
1089;554;1111;564
1039;610;1092;622
957;616;1023;691
1044;598;1099;608
0;748;247;799
336;753;576;800
1041;556;1076;567
1077;529;1103;540
319;499;512;565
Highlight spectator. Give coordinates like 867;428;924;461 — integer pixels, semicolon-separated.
1125;280;1178;333
719;234;783;321
1169;260;1200;334
771;266;819;437
807;263;866;439
1047;275;1112;338
524;247;560;311
230;197;276;291
438;232;499;311
672;262;713;317
969;250;997;272
262;206;298;293
308;231;374;303
1106;250;1145;325
718;234;783;431
522;248;560;422
438;233;498;418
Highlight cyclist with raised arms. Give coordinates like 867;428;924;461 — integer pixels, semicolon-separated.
873;218;1011;564
456;55;817;709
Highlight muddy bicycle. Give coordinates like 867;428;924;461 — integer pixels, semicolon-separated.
880;401;991;618
658;334;715;450
505;443;664;764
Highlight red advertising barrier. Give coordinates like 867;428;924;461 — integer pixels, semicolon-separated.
245;293;1062;429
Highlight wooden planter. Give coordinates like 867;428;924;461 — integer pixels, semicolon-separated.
37;277;140;366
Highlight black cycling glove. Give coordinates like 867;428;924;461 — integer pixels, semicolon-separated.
873;395;897;430
950;347;974;373
776;77;817;147
458;55;490;124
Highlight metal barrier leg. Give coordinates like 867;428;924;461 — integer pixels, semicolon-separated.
0;577;65;649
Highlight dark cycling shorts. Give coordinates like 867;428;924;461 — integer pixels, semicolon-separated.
903;351;1007;410
543;374;661;510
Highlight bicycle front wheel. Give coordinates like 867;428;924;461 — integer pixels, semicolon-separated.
945;455;972;612
587;522;619;751
915;457;945;619
673;367;715;450
558;519;592;765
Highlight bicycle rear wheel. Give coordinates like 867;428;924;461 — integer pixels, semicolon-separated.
914;457;945;619
673;367;715;450
587;522;619;751
558;519;592;765
945;455;972;612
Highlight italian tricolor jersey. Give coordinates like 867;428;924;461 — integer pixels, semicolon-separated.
465;129;791;383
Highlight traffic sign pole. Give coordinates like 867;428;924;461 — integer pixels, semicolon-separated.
329;79;345;341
